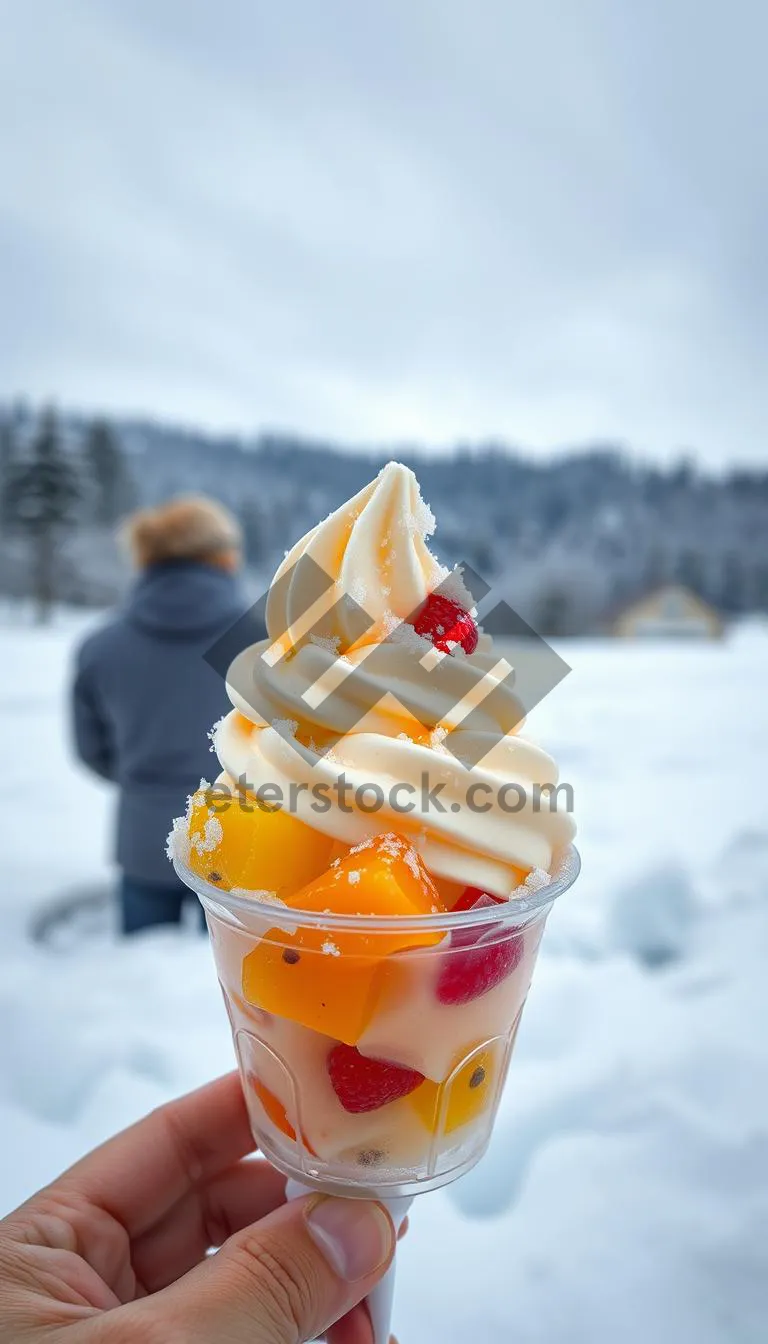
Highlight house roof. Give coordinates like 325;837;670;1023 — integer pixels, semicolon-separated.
614;583;722;626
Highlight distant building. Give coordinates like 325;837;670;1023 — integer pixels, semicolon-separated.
614;584;724;639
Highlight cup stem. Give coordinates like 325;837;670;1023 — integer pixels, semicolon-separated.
285;1178;413;1344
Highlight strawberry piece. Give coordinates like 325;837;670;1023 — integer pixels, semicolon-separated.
328;1044;425;1114
412;593;479;655
437;888;524;1005
452;885;505;912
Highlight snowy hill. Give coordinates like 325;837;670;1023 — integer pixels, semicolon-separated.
1;612;767;1341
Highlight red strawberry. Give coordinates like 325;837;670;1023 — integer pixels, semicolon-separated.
327;1044;425;1114
412;593;479;655
438;888;524;1006
452;885;505;912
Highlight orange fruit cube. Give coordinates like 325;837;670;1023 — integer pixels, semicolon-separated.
241;833;447;1045
186;784;334;896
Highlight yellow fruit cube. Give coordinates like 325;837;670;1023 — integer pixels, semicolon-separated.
409;1043;502;1136
186;784;334;895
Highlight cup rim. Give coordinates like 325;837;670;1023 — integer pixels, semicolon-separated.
173;843;580;933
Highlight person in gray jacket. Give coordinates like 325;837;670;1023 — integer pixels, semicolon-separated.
71;496;259;934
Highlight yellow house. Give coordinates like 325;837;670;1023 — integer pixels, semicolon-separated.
614;584;724;639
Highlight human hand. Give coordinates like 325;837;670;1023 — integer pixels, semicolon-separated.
0;1073;397;1343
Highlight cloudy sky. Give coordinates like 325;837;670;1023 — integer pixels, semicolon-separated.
0;0;766;466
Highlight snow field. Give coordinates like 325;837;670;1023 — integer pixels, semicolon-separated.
1;615;767;1342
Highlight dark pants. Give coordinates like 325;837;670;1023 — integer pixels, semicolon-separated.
120;874;207;936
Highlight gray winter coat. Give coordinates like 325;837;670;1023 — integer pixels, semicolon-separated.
71;562;259;884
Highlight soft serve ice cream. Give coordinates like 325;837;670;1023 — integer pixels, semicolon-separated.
170;462;577;1186
209;462;572;894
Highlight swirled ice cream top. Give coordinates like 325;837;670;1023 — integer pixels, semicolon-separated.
213;462;575;897
267;459;446;652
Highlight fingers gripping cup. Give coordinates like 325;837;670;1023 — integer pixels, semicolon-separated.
175;836;580;1196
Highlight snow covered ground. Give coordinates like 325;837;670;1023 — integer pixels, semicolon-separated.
1;608;767;1342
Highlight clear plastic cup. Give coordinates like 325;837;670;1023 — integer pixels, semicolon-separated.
175;845;580;1199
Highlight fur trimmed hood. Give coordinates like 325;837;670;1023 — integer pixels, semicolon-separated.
123;496;242;568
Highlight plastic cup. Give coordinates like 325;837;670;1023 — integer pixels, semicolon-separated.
174;845;579;1199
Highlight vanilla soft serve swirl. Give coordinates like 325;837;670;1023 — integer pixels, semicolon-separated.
213;462;575;897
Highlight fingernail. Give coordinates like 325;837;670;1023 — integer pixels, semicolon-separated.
305;1197;394;1281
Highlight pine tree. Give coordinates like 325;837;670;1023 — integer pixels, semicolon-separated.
84;417;135;524
4;406;82;621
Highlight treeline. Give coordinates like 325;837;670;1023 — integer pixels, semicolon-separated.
1;401;767;631
0;404;136;619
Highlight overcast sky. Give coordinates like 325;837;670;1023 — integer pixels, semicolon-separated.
0;1;766;467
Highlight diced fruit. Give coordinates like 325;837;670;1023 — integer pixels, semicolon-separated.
328;838;352;865
411;1037;508;1134
186;784;333;894
437;888;524;1006
247;1073;318;1156
241;834;447;1045
412;593;479;655
250;1075;297;1141
452;886;505;912
409;1045;500;1135
432;876;467;909
241;1013;431;1165
312;833;445;920
328;1044;425;1114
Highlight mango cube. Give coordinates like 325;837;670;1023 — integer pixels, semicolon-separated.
409;1043;502;1136
241;833;446;1045
186;785;334;895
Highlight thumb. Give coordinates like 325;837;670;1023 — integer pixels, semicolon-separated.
132;1193;395;1344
